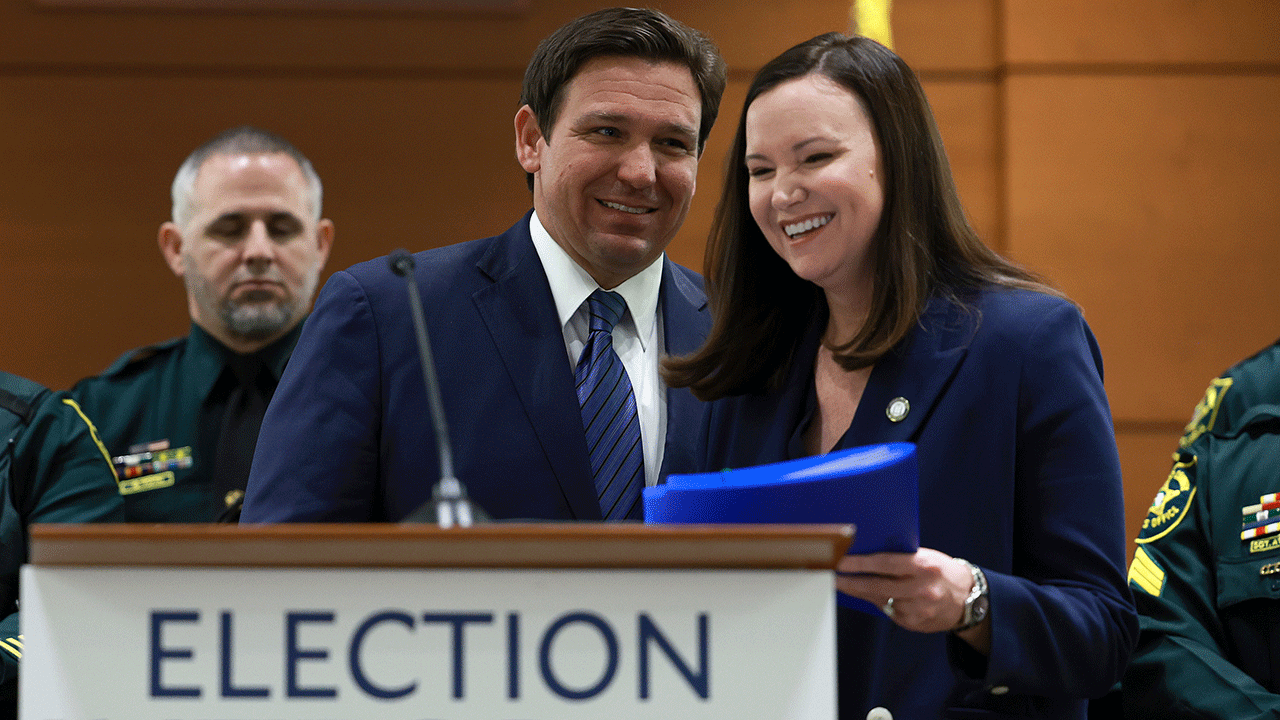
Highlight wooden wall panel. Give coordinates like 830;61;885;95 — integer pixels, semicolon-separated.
0;0;853;70
1117;430;1183;562
921;80;1000;248
893;0;997;72
1004;0;1280;65
1005;74;1280;422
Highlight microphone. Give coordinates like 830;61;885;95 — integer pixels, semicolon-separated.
387;249;490;528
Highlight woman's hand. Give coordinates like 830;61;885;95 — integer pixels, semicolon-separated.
835;548;975;634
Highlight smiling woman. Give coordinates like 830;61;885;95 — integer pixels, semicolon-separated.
663;32;1136;720
744;72;884;331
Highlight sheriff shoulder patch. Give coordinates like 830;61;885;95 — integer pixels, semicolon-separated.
1180;377;1233;448
1137;457;1197;544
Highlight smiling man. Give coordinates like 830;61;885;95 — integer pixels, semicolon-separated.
241;8;726;523
71;127;333;522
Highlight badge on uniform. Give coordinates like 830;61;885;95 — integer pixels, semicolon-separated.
113;440;193;495
1135;457;1197;544
1243;492;1280;553
1179;377;1233;448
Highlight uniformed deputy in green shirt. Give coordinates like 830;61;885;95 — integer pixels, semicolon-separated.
70;126;333;522
1;370;123;712
1121;339;1280;718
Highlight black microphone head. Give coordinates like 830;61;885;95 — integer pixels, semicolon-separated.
388;249;416;277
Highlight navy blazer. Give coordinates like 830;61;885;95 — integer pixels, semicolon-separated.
242;213;710;522
683;288;1137;720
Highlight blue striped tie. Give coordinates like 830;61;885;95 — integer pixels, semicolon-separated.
575;290;644;520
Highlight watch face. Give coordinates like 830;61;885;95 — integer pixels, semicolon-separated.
973;596;990;623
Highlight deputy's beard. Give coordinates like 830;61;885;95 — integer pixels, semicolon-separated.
218;290;297;341
184;266;299;343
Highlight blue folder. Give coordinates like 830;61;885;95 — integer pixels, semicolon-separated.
645;442;920;613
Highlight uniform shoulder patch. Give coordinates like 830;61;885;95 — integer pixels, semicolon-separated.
1179;376;1233;448
1136;455;1198;544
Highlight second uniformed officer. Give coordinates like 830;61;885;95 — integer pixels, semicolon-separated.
70;126;333;522
1121;339;1280;717
1;370;123;712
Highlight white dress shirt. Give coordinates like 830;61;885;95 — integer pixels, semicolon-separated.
528;211;667;488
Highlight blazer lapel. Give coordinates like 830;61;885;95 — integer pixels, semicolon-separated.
470;218;601;520
658;258;711;478
848;296;972;444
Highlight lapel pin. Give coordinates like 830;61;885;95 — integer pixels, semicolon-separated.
886;397;910;423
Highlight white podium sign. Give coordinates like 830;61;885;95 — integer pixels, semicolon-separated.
20;524;847;720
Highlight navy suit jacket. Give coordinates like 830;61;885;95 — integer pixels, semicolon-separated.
242;213;710;522
681;288;1137;720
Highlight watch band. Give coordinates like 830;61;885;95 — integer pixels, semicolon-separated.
952;558;989;632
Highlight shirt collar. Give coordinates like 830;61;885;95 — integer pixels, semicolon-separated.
528;210;663;350
187;319;305;388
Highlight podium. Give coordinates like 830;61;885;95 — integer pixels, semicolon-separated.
21;523;851;719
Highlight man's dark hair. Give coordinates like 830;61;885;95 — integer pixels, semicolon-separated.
519;7;726;190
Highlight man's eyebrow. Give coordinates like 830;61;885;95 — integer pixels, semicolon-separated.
578;111;698;141
207;212;247;225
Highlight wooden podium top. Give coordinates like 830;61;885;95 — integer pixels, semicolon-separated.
29;523;853;570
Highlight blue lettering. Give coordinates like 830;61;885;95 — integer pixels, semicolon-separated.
422;612;494;699
150;610;201;698
639;613;709;699
349;611;417;700
220;611;269;698
286;612;336;698
539;612;618;700
507;613;520;700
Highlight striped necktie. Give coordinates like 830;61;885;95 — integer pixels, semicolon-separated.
575;290;644;520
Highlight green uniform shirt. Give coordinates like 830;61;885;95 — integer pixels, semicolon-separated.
0;370;122;708
1122;340;1280;718
69;322;300;522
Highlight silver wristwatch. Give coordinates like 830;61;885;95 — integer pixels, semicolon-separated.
952;558;989;632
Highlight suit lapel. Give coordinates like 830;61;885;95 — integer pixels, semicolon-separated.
847;296;973;445
470;218;601;520
658;258;710;478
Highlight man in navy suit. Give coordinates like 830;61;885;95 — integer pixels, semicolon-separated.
241;8;726;522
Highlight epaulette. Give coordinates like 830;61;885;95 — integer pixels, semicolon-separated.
0;388;33;423
99;336;186;377
0;370;49;423
1229;337;1280;372
1223;404;1280;441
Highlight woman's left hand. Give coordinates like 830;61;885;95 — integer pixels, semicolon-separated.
835;547;974;634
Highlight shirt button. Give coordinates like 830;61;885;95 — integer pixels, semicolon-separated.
866;707;893;720
991;686;1010;695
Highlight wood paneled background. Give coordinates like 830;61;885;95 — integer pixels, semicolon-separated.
2;0;1277;553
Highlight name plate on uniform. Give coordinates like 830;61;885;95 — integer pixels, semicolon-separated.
21;566;835;719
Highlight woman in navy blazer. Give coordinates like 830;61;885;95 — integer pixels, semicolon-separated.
665;34;1136;719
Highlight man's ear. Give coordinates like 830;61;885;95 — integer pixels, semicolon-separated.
514;105;545;174
314;218;335;270
158;222;186;278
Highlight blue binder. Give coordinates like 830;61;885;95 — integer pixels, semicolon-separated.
645;442;920;613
